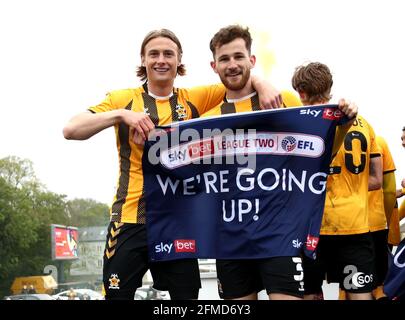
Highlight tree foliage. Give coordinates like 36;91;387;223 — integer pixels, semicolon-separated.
0;156;109;298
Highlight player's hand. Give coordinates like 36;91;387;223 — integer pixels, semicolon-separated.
251;76;283;109
121;111;155;141
259;85;283;109
132;131;145;145
338;98;358;120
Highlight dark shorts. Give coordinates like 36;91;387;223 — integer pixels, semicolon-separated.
371;229;389;286
216;257;305;299
103;222;201;300
303;233;376;294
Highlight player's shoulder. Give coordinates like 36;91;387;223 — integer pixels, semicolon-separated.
107;87;143;106
176;84;225;96
376;135;387;147
108;87;142;98
352;114;375;133
281;90;302;108
356;114;373;127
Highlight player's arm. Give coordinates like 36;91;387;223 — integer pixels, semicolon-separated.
63;110;154;141
63;91;154;141
251;75;282;109
383;171;397;225
399;199;405;220
368;156;383;191
397;187;405;198
399;179;405;197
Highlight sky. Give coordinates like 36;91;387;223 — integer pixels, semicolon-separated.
0;0;404;206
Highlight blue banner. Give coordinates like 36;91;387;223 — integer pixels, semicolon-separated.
384;238;405;300
143;105;348;261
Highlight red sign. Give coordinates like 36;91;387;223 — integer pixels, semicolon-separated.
51;225;79;260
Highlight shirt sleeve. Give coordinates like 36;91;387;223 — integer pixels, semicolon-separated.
183;84;226;115
88;89;135;113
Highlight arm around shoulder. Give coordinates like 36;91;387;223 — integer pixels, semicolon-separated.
251;75;282;109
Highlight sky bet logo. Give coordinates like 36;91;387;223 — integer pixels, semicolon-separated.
306;235;319;251
300;109;321;117
155;242;173;254
155;240;196;254
174;239;196;252
322;108;343;120
168;149;187;162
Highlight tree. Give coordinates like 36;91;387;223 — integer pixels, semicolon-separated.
66;198;109;227
0;156;109;298
0;156;40;189
0;159;44;296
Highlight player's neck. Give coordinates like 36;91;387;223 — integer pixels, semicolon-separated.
226;82;255;101
147;81;174;98
226;91;257;103
303;99;329;106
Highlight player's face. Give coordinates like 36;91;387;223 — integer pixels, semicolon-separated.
401;130;405;148
211;38;255;91
142;37;180;85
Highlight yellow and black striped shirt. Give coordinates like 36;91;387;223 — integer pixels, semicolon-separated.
201;90;302;117
89;83;225;223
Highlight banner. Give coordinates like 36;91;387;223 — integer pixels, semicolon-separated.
143;105;348;261
384;237;405;300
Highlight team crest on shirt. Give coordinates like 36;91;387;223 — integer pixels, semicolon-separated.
175;104;187;120
108;274;120;289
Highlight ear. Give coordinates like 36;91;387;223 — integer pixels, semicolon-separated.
298;91;308;104
210;61;218;74
298;90;306;99
250;55;256;68
141;56;145;67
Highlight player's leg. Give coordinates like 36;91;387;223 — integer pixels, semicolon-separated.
103;222;149;300
216;259;261;300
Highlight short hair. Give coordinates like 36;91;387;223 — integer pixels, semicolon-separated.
291;62;333;105
209;25;252;57
136;29;186;81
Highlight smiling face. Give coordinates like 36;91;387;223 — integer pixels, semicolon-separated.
211;38;255;92
141;36;181;86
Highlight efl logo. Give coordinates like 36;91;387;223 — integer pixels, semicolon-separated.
322;108;343;120
188;139;214;159
281;136;297;152
174;239;196;253
306;235;319;251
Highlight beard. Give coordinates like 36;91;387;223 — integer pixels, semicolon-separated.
219;68;251;91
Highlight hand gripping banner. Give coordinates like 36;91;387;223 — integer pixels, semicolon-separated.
142;105;349;261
